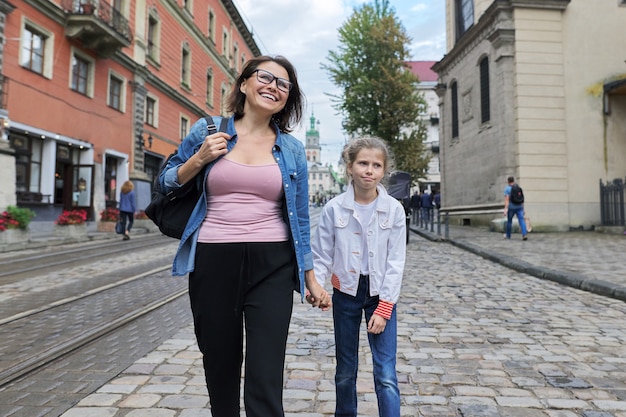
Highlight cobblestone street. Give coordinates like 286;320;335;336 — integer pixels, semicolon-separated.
58;231;626;417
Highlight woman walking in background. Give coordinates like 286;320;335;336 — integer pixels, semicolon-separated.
118;180;135;241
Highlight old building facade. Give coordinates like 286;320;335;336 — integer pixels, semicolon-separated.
0;0;259;221
407;60;441;194
433;0;626;231
305;113;342;205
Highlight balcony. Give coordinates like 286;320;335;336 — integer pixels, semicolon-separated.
61;0;133;58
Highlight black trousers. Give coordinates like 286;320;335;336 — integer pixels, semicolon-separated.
189;241;297;417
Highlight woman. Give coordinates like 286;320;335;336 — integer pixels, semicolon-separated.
118;180;135;241
159;55;330;417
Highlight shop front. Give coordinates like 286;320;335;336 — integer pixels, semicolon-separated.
9;122;95;221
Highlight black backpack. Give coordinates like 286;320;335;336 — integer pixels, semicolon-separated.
145;116;228;239
509;184;524;204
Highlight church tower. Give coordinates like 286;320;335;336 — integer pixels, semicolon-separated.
305;112;321;163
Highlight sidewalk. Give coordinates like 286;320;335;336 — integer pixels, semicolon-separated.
411;222;626;303
0;221;147;254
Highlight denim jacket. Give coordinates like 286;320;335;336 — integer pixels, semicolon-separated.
312;183;406;304
159;116;313;297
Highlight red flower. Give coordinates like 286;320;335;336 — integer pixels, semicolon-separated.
100;207;120;222
56;209;88;225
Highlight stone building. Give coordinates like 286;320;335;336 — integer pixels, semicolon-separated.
0;0;259;221
304;113;342;205
407;60;441;194
432;0;626;231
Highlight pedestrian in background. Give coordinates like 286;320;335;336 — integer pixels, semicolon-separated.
158;55;330;417
118;180;135;241
311;136;406;417
504;175;528;240
409;190;420;225
420;189;433;224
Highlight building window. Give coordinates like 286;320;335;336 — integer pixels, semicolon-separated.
20;22;54;79
108;74;124;111
451;81;459;139
71;53;93;96
183;0;192;13
146;96;156;126
208;10;215;41
21;27;45;74
221;85;228;116
147;14;160;63
181;43;191;88
222;31;229;58
206;69;214;107
455;0;474;40
180;116;189;141
10;135;42;193
479;57;490;124
233;43;239;71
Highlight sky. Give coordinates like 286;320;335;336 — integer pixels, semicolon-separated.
232;0;446;166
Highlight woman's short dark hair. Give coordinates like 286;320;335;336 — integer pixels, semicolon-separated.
226;55;305;133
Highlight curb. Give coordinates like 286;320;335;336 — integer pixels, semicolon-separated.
410;226;626;303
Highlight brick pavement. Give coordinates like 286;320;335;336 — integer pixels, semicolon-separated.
56;227;626;417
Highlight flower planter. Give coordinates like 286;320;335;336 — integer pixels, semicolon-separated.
97;221;117;233
0;229;29;245
54;224;87;239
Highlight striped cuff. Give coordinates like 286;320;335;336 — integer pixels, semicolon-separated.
373;300;395;320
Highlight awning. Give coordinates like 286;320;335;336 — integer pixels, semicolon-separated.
9;121;93;149
604;78;626;95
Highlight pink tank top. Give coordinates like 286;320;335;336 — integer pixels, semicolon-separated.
197;158;288;243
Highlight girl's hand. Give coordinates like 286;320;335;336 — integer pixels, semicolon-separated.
367;314;387;334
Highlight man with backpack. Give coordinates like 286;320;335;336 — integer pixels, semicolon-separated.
504;176;528;240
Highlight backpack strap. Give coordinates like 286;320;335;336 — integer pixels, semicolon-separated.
204;116;229;135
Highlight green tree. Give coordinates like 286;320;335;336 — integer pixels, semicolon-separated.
322;0;430;181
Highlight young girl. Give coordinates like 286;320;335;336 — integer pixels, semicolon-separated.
310;136;406;417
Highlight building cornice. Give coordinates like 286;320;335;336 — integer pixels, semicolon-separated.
0;1;16;15
221;0;261;56
432;0;570;75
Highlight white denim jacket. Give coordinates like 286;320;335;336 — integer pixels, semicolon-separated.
312;183;406;304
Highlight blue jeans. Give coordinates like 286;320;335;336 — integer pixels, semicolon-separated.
332;275;400;417
506;205;528;238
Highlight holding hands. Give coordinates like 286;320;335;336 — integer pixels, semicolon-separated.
305;271;331;311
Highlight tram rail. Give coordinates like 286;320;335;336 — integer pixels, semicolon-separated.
0;234;184;389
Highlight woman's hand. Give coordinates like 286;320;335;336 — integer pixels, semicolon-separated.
305;271;332;311
177;131;231;185
195;131;232;165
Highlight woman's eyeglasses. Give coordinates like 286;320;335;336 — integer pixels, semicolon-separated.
253;69;292;93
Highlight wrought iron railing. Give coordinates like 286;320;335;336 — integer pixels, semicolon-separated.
60;0;133;43
599;178;625;226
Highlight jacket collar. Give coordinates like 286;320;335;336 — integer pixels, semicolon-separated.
340;182;391;211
